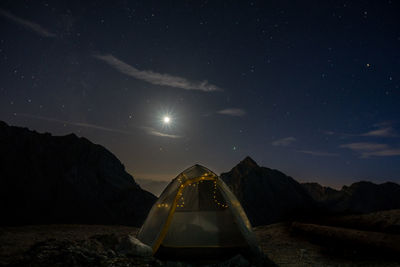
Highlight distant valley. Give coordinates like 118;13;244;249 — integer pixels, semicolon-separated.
135;178;168;197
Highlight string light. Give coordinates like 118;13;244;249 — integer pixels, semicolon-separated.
177;189;186;208
213;180;228;208
170;177;229;209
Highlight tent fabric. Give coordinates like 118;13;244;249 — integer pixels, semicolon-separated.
137;164;259;256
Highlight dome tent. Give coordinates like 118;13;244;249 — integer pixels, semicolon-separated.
138;164;260;260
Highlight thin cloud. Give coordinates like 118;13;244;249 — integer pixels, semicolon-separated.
327;122;398;138
362;127;398;137
18;113;183;139
141;126;182;139
340;142;388;151
217;108;246;117
16;113;131;134
0;9;56;38
340;142;400;158
362;149;400;157
297;150;339;157
93;54;221;92
271;137;296;147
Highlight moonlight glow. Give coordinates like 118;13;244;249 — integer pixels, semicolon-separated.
163;116;171;124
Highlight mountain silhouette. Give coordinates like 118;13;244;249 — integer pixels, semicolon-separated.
222;156;400;226
303;181;400;214
221;156;316;226
2;120;399;228
0;121;156;226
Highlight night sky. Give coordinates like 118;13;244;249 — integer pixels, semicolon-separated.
1;1;399;187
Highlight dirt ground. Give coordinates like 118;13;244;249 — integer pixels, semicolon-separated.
255;223;399;267
0;223;399;266
0;224;139;265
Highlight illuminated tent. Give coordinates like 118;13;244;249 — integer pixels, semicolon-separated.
138;164;260;260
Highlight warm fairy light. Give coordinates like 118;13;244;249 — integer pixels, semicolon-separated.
212;179;228;208
174;179;228;209
177;192;185;208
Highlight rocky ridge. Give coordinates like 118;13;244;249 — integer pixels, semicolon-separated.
0;121;156;226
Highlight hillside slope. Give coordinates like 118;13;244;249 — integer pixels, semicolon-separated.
221;156;315;226
302;181;400;214
0;121;156;226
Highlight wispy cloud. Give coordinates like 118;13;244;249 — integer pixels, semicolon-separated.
18;113;184;139
363;149;400;157
217;108;246;117
271;137;296;147
0;9;56;38
16;113;131;134
297;150;339;157
361;126;398;137
340;142;400;158
324;122;398;138
93;54;221;92
340;143;388;151
141;126;182;139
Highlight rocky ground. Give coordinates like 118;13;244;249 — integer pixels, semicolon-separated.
312;209;400;234
257;223;399;266
1;218;399;267
0;225;150;266
0;225;268;266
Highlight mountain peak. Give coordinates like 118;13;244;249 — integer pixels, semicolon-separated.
221;156;315;226
239;156;258;169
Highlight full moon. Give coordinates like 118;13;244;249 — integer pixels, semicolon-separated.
163;116;171;124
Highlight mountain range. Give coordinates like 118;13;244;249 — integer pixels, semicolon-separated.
302;181;400;214
1;120;399;227
222;157;400;225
